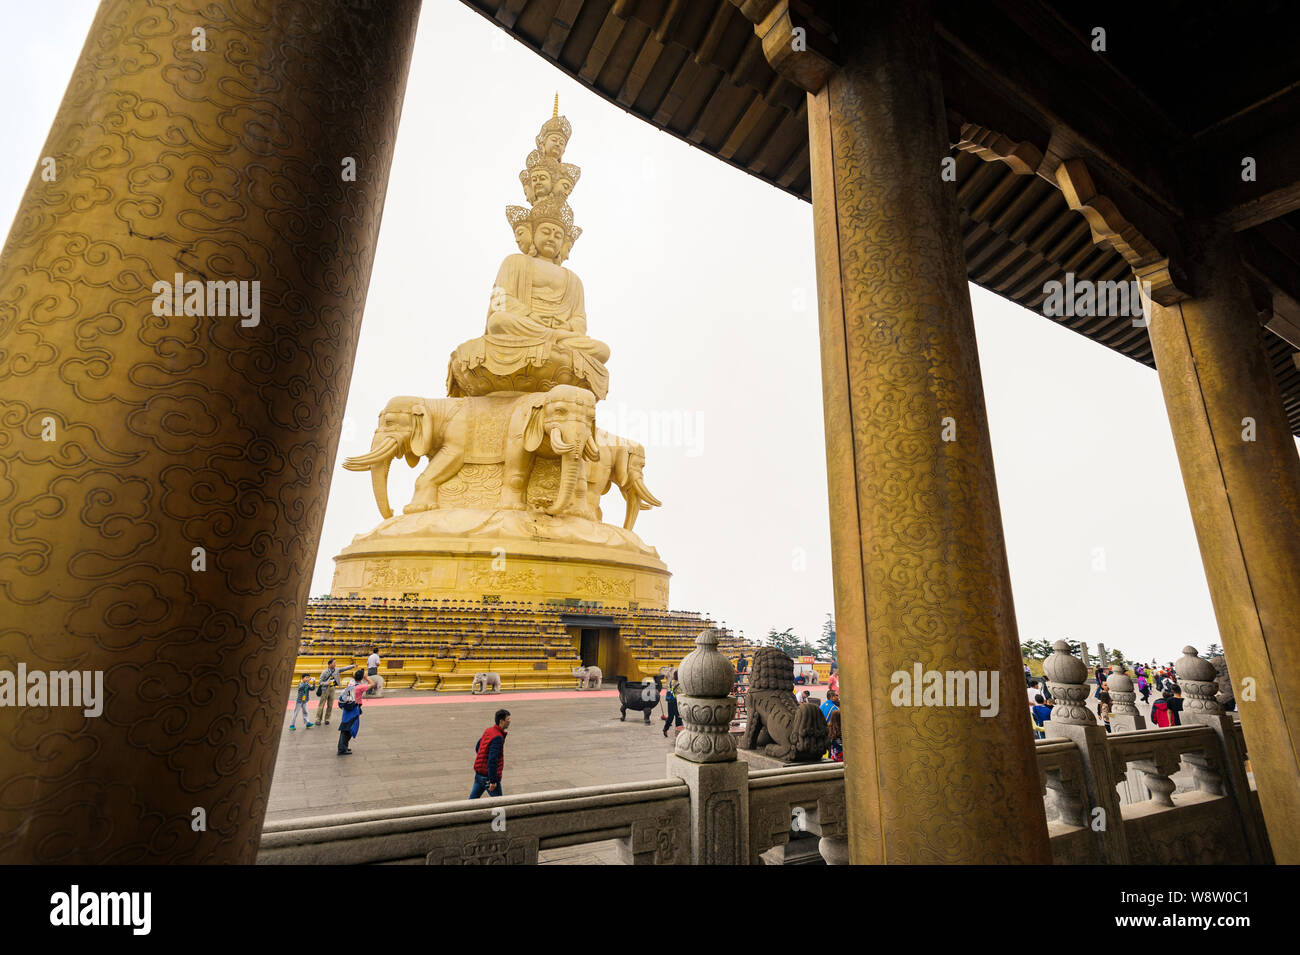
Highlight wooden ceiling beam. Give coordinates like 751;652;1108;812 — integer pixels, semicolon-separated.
933;0;1185;219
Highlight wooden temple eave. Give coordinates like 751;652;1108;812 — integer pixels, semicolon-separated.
457;0;1300;433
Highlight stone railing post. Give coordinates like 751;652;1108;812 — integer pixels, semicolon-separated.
666;630;749;864
1176;646;1271;862
1107;672;1146;732
1044;640;1130;862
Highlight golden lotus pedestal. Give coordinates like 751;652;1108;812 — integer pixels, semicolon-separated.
330;508;670;607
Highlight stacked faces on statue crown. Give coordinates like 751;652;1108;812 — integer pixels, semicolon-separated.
506;96;582;263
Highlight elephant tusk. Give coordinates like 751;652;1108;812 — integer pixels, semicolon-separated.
343;435;400;470
371;459;393;519
549;426;576;455
632;476;662;508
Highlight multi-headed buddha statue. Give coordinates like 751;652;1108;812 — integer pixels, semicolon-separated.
447;106;610;399
333;100;671;606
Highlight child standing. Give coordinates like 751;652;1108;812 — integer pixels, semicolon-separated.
290;674;314;730
826;709;843;762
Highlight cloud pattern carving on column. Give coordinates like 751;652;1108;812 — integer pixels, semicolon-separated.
0;0;421;863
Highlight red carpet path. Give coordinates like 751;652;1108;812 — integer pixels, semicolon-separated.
285;688;621;710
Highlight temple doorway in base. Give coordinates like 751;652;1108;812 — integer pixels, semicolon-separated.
580;629;599;667
564;614;627;677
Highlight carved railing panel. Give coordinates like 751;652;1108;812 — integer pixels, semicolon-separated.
258;779;689;865
746;763;846;864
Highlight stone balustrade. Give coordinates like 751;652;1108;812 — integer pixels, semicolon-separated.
258;778;692;864
257;638;1272;865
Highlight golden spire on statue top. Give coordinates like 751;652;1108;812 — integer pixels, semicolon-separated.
536;96;572;161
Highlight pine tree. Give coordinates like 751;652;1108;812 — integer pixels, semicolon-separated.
816;613;837;667
765;627;801;658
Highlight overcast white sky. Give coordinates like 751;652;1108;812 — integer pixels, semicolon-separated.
7;1;1295;666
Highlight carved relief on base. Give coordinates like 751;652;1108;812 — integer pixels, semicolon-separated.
426;833;539;865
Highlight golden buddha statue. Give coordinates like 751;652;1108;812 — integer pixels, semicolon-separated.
447;104;608;399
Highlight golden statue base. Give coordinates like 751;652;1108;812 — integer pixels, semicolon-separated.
330;509;670;607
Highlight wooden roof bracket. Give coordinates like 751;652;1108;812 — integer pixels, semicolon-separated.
1054;157;1189;307
731;0;839;94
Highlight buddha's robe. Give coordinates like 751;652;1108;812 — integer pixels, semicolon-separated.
450;254;610;398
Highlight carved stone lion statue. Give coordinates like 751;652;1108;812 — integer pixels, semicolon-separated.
740;648;829;762
472;672;501;694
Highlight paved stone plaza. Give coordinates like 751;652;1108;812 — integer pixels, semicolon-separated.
270;687;763;864
268;688;750;821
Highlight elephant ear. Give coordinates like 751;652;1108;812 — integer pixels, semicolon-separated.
522;396;547;453
410;403;434;458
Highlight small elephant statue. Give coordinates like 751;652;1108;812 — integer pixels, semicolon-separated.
472;672;501;695
657;665;678;684
342;384;600;519
584;429;663;530
572;665;602;690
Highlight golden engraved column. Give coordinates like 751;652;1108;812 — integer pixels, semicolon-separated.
0;0;420;862
807;0;1051;862
1145;220;1300;864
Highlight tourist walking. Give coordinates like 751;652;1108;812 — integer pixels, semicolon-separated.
1152;691;1173;727
1097;691;1112;733
662;678;682;737
336;669;372;756
316;658;340;726
365;647;382;697
1137;674;1150;703
1031;694;1052;740
290;674;314;730
828;667;839;697
820;691;839;720
1026;679;1043;707
470;709;511;798
1167;684;1184;726
826;709;843;762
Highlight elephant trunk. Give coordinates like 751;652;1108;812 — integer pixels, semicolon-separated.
548;448;583;516
343;434;401;519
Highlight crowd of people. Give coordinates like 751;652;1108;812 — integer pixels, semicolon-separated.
1023;659;1189;738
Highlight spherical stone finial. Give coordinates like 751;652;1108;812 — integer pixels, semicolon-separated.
1044;639;1087;686
1177;646;1217;683
674;630;737;764
1107;671;1138;715
1107;671;1133;692
1043;640;1095;726
1177;646;1223;716
677;629;734;698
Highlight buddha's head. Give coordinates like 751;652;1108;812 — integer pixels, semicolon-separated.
532;217;566;261
505;205;533;254
535;97;573;160
513;224;533;254
525;196;579;263
529;166;554;201
540;129;566;160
